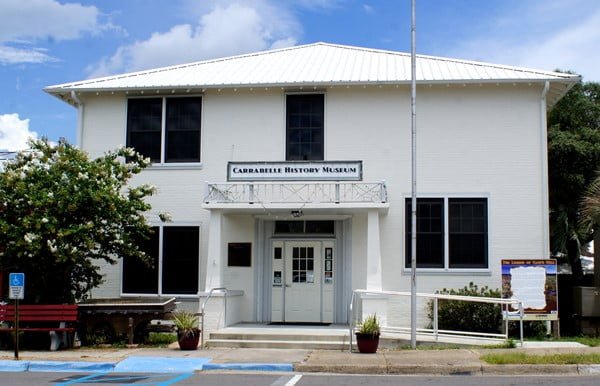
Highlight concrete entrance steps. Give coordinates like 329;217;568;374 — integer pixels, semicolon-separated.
205;324;350;350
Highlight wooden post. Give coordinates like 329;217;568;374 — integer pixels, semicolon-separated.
14;300;19;360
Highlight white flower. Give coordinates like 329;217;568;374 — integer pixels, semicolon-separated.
47;239;57;253
41;218;49;223
24;233;37;243
48;192;54;198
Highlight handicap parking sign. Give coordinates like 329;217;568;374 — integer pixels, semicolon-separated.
9;273;25;299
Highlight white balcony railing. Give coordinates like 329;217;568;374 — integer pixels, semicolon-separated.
204;181;387;205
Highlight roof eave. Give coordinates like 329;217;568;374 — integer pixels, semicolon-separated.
44;76;580;95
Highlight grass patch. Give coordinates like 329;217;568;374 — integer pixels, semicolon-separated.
564;336;600;347
146;332;177;346
481;352;600;365
392;339;516;351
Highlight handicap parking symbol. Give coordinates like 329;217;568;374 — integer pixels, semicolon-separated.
10;273;24;287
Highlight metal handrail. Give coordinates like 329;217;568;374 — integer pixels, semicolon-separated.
200;287;228;349
348;289;524;352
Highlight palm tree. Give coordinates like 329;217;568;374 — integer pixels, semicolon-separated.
580;174;600;286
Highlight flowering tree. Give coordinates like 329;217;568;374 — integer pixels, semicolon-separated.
0;139;155;303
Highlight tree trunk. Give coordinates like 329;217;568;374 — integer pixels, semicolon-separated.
594;227;600;287
568;238;584;284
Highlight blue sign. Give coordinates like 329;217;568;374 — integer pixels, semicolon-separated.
9;273;25;299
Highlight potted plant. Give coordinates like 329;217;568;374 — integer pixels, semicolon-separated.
172;311;200;350
355;314;380;353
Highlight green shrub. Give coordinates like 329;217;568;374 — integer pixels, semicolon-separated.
357;314;380;336
427;282;502;334
509;321;547;339
147;332;177;346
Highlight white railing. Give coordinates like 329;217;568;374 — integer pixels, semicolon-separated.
199;287;228;349
348;289;524;352
204;181;387;204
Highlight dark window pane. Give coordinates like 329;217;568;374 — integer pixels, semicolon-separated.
274;247;282;259
162;226;199;294
165;97;201;162
275;221;304;234
448;198;488;268
286;94;324;160
405;198;444;268
122;227;159;294
228;243;251;267
305;221;334;234
127;99;162;162
275;220;334;235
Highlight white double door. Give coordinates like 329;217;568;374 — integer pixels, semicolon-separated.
284;241;322;322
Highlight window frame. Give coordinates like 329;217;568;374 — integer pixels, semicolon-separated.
285;93;325;161
404;196;490;273
126;96;203;166
121;224;202;297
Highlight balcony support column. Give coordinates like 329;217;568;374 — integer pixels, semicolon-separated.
205;209;224;292
366;209;383;291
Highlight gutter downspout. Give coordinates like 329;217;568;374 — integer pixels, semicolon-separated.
540;81;550;257
71;91;84;148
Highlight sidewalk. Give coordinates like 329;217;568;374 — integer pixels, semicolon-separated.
1;344;600;375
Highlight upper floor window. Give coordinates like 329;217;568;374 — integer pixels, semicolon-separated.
127;97;201;163
286;94;324;161
405;197;488;269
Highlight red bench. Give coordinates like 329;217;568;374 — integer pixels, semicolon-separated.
0;304;78;351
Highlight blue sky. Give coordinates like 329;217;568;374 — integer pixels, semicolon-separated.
1;0;599;151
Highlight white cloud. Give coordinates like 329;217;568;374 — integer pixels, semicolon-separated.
0;45;56;65
0;0;113;65
363;4;374;14
0;114;38;151
89;2;300;77
447;2;600;81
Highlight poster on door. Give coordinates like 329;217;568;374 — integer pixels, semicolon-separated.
501;259;558;321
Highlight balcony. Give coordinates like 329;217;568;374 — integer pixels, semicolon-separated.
203;181;387;208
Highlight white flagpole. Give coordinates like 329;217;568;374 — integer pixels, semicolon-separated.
410;0;418;350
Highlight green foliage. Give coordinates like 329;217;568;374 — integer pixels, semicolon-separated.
171;311;199;336
581;174;600;231
547;79;600;280
0;139;154;303
570;336;600;347
147;332;177;346
357;314;380;336
427;282;502;334
481;352;600;365
508;321;548;339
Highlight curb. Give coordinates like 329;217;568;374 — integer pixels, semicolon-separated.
0;359;294;373
202;363;294;372
481;364;579;375
0;360;115;373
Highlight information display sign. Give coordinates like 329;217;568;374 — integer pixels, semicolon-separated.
501;259;558;321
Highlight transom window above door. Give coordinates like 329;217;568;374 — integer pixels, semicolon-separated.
286;94;324;161
127;97;202;164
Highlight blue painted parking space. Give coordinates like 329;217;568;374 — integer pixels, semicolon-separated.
113;356;210;373
53;372;194;386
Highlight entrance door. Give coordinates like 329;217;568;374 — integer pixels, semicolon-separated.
284;241;322;322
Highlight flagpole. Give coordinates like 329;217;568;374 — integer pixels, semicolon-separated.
410;0;418;350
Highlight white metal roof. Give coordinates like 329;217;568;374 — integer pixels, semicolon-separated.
45;42;579;107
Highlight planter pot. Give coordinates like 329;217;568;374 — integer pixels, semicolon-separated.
177;329;200;350
355;333;380;353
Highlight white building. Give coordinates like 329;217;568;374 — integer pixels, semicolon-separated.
45;43;578;333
